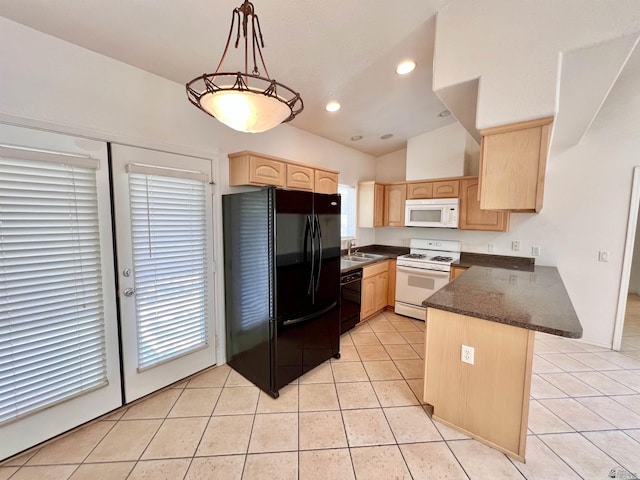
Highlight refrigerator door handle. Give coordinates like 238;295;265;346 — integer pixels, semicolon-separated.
314;214;323;292
282;300;337;327
305;215;315;295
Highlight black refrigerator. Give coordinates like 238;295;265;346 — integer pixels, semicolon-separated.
222;187;341;398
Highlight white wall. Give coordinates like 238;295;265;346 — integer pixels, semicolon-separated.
406;122;467;179
376;148;406;183
433;0;640;129
377;53;640;347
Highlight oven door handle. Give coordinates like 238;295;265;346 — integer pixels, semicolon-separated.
396;266;450;277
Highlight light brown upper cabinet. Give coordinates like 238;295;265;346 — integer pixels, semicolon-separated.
384;183;407;227
286;164;314;191
358;181;386;228
229;152;286;187
407;182;433;199
228;151;339;193
432;180;459;198
479;117;553;212
459;177;509;232
314;169;339;194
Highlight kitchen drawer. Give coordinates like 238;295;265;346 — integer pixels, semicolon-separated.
363;260;388;278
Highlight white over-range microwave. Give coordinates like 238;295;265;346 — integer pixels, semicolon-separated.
405;198;459;228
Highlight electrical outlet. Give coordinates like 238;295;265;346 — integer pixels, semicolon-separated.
461;345;474;365
512;240;520;251
598;251;609;262
488;243;495;253
532;245;541;256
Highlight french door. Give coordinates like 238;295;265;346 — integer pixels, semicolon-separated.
0;125;218;460
0;125;122;459
110;144;217;402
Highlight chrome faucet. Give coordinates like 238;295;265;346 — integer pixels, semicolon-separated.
347;239;357;256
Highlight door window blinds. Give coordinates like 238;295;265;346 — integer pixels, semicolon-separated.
128;170;209;371
0;148;107;425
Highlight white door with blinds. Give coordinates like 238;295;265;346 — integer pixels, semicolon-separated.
111;144;216;402
0;125;122;460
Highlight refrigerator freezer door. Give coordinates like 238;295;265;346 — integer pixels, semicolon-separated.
313;193;341;306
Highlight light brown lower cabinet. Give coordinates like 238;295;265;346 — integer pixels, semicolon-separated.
361;260;392;320
424;308;534;462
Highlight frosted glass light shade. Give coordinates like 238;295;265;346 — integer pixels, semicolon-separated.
199;89;291;133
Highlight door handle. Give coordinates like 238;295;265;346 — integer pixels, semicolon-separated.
314;214;323;292
123;288;135;297
306;215;315;295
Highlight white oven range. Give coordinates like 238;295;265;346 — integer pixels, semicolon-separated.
394;239;461;321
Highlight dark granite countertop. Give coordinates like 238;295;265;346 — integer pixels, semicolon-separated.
340;244;409;274
422;265;583;338
453;252;535;271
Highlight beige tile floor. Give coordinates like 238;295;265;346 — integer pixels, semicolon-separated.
2;303;640;479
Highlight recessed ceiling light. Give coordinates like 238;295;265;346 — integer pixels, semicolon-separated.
351;135;363;141
396;60;416;75
325;101;341;112
380;134;394;140
438;109;451;117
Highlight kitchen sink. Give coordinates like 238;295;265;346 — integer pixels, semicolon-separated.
342;255;369;262
341;252;385;262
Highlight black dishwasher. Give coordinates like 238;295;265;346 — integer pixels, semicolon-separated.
340;269;362;333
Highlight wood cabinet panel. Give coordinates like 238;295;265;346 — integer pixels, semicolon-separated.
358;181;386;228
384;183;406;227
375;272;388;312
314;169;338;194
373;184;385;227
361;277;377;319
459;178;509;232
450;266;468;281
228;151;339;192
249;157;286;186
286;164;314;191
432;180;459;198
479;117;552;212
387;259;396;307
407;182;433;199
425;308;534;461
362;260;391;320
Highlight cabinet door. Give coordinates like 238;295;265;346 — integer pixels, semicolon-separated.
361;277;377;319
432;180;459;198
374;184;385;227
249;156;286;186
387;259;396;307
384;184;406;226
314;169;338;194
459;178;509;231
375;272;389;312
286;164;314;191
479;117;552;212
407;182;432;199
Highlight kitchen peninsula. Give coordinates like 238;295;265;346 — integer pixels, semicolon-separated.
422;265;582;462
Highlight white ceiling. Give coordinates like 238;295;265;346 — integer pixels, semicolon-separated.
0;0;455;157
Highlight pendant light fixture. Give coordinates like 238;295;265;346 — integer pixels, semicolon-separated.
186;1;303;133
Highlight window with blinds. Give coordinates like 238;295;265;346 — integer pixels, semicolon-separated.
0;148;107;425
128;170;209;371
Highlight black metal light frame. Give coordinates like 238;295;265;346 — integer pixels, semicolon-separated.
186;0;303;127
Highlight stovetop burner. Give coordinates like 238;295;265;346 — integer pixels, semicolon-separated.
404;253;427;259
431;256;454;262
